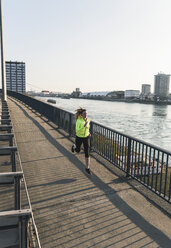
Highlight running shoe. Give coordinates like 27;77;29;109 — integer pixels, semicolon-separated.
71;144;76;153
85;168;91;175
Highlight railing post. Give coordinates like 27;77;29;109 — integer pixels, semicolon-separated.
90;122;93;151
11;150;16;172
126;137;131;177
14;176;21;210
9;135;13;146
57;109;60;128
68;113;72;136
20;216;29;248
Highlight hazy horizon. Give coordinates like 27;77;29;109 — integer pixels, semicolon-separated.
2;0;171;93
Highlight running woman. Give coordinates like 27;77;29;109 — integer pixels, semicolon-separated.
71;107;91;174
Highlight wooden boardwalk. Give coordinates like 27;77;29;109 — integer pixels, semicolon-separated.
2;97;171;248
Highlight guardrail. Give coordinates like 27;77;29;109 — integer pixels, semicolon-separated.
7;91;171;203
91;121;171;202
0;97;41;247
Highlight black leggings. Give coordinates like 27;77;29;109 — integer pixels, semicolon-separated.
75;136;90;158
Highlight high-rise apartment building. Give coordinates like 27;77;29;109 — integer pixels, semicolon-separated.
154;73;170;98
141;84;151;96
5;61;26;93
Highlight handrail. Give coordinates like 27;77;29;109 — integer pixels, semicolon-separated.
92;120;171;155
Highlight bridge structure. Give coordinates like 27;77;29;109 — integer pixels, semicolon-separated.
0;93;171;248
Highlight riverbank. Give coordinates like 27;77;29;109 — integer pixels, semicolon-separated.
32;94;171;106
77;97;171;105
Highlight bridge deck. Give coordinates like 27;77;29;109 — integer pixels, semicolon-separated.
4;97;171;248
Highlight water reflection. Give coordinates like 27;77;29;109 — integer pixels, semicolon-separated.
152;105;168;117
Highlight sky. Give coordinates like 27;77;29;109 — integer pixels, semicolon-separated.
2;0;171;93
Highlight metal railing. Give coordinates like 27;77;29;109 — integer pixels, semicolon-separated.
91;121;171;202
7;91;171;203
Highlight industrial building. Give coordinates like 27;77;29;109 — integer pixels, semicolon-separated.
124;90;140;99
6;61;26;93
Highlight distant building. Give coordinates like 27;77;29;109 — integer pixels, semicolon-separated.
27;90;38;96
40;90;50;96
107;91;124;99
6;61;25;93
124;90;140;99
71;88;82;98
84;91;110;97
140;84;151;100
141;84;151;95
154;73;170;99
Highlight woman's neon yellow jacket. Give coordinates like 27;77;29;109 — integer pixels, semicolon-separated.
76;117;90;138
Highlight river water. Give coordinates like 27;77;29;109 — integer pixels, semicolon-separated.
37;97;171;152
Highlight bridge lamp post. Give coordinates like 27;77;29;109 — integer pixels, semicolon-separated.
0;0;7;101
